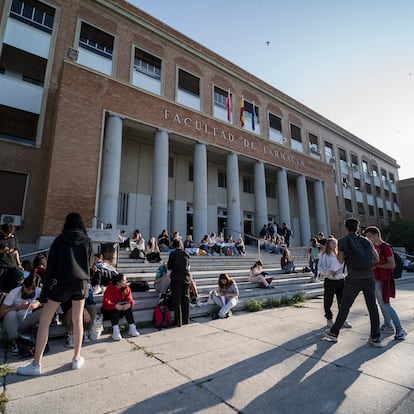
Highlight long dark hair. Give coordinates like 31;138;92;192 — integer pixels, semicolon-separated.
63;212;86;233
218;273;234;289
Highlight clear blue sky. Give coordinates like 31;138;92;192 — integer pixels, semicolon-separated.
128;0;414;180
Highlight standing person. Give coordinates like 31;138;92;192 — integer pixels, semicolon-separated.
0;223;24;293
323;218;381;347
210;273;239;319
17;212;95;376
167;239;191;327
318;238;351;329
308;238;321;282
364;226;407;340
280;223;292;247
101;273;139;341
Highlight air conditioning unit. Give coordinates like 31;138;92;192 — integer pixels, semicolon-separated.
0;214;22;226
310;145;321;154
68;47;79;61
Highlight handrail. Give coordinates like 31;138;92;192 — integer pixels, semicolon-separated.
223;227;261;261
20;249;50;260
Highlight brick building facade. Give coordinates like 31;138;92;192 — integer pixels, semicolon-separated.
0;0;401;250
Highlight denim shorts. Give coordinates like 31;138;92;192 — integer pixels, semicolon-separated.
47;279;89;303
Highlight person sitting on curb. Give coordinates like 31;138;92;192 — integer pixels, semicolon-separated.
0;274;42;355
154;261;171;298
101;273;140;341
210;273;239;319
249;260;274;289
281;249;297;273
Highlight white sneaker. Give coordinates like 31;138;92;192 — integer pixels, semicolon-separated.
17;362;41;376
112;325;122;341
343;321;352;328
128;324;140;337
72;356;85;370
93;286;102;295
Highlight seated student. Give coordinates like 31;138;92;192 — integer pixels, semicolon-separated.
157;229;170;252
118;230;129;249
249;260;274;289
32;254;47;284
145;237;162;263
224;235;239;256
101;273;140;341
0;274;43;354
129;229;146;259
183;234;199;256
235;237;246;256
210;273;239;318
199;234;210;255
154;262;171;297
91;252;115;295
62;284;97;347
281;249;297;273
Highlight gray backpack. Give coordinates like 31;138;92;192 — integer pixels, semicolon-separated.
346;234;373;270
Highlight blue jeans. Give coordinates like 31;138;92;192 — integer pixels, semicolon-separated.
375;280;402;330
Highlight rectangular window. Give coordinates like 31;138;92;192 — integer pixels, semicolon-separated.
178;69;199;96
0;104;38;143
381;169;387;183
384;189;390;200
290;124;301;141
338;148;347;162
243;176;252;193
354;178;361;190
357;202;365;215
213;86;227;107
393;192;398;203
117;192;129;226
218;171;226;188
269;113;282;132
375;186;381;197
369;205;375;216
366;183;372;194
0;170;28;215
378;207;384;218
79;22;113;59
168;157;174;178
188;164;193;182
134;48;161;79
362;160;369;175
345;198;353;213
372;165;378;177
10;0;55;33
389;173;395;184
266;181;275;198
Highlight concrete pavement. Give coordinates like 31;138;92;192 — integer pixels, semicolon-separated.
3;277;414;414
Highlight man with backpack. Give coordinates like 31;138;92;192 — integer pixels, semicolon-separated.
364;226;407;340
323;218;382;347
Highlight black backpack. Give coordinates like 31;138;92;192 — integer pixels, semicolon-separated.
380;243;403;279
346;233;374;270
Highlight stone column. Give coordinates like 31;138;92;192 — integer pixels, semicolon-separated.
226;152;241;237
150;130;169;237
314;180;329;236
277;169;290;228
98;114;122;227
193;143;208;243
254;160;268;236
296;174;311;245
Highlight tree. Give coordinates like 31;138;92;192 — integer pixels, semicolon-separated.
381;219;414;254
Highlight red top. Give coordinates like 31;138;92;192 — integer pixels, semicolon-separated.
373;243;395;304
102;283;134;310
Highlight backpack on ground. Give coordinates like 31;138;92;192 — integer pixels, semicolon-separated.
153;302;172;329
380;243;403;279
346;233;374;270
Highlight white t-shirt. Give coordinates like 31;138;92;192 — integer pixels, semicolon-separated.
4;286;42;316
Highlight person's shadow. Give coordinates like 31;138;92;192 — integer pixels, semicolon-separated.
119;327;398;413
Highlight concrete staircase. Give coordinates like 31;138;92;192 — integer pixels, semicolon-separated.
91;245;325;324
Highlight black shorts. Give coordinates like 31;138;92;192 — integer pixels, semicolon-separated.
47;279;89;303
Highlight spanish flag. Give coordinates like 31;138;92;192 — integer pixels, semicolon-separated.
240;95;245;127
226;89;232;122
